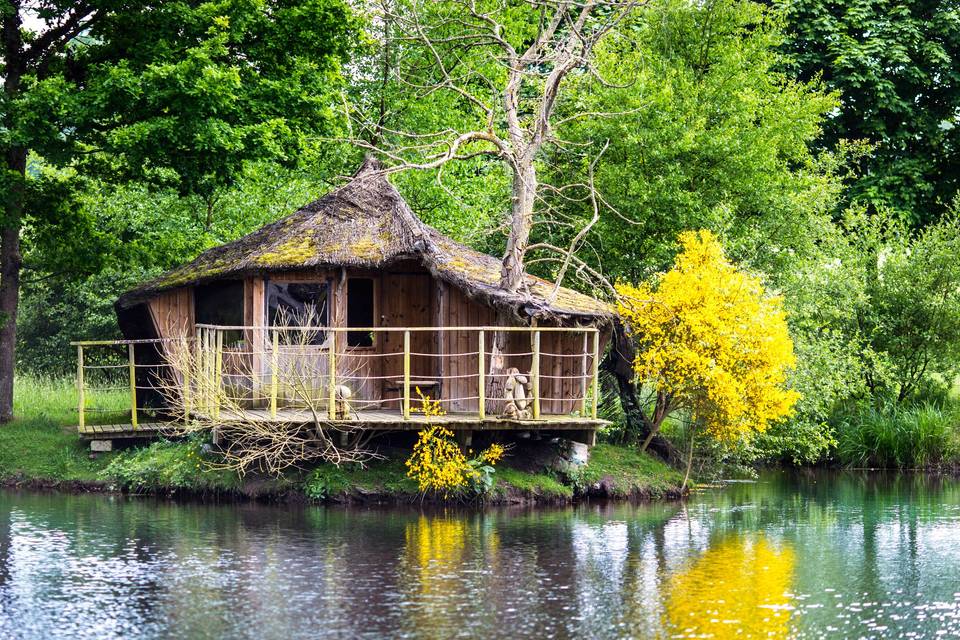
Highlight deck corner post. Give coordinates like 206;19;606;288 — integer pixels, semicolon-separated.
478;330;485;420
328;330;337;420
532;330;541;420
77;345;85;431
403;330;411;420
591;329;600;419
128;343;138;428
270;329;279;419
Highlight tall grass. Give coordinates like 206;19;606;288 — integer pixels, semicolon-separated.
833;402;960;469
13;375;130;427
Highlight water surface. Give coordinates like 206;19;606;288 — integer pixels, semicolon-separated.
1;471;959;638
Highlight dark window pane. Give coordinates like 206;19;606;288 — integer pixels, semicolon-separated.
194;281;244;344
267;281;329;345
347;278;374;347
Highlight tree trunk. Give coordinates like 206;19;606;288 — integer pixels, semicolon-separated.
1;10;24;423
603;323;681;463
0;148;25;423
500;160;536;292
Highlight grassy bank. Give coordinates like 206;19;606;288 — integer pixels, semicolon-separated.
1;376;684;503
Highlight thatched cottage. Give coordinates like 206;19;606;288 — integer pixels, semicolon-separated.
87;159;612;444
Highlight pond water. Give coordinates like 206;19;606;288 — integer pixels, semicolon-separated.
1;471;959;639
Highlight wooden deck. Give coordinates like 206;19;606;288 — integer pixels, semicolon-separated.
210;408;607;431
77;422;166;440
75;409;607;440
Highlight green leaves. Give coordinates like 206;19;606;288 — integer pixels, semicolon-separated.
778;0;960;227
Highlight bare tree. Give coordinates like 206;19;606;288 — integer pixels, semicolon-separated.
154;311;382;476
345;0;640;394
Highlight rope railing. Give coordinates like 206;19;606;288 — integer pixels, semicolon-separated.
73;324;602;429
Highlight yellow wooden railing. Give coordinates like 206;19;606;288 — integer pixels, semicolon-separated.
73;325;603;428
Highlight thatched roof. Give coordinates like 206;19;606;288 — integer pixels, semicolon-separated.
117;158;612;322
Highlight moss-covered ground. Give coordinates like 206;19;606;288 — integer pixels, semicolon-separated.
1;376;684;503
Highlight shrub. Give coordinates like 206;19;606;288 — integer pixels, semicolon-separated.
833;402;960;469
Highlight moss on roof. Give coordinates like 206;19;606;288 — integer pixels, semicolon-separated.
119;158;612;321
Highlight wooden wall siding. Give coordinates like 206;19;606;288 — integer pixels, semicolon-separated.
379;273;434;407
147;287;194;339
441;286;494;412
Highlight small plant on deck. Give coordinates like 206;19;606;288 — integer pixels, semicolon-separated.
405;391;505;497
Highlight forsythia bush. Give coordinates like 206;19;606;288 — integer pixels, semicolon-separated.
616;230;800;442
406;393;505;495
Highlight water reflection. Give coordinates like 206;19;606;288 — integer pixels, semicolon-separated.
0;472;959;639
665;535;795;638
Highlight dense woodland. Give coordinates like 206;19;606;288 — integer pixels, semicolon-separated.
3;0;960;472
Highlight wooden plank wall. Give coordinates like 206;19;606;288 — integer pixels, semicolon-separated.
147;287;194;338
379;272;433;408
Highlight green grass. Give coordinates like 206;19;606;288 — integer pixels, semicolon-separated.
580;443;684;498
0;377;112;483
833;402;960;469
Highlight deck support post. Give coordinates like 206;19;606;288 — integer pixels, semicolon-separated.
128;343;138;428
77;345;85;431
403;330;411;420
270;329;279;419
328;331;337;420
477;331;485;420
531;330;541;420
591;330;600;419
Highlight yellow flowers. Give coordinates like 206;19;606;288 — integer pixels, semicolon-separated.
616;230;800;442
406;392;505;495
406;425;475;493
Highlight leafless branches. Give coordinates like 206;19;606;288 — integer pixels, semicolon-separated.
153;310;382;476
342;0;643;297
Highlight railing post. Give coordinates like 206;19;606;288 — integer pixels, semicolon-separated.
328;330;337;420
271;329;279;419
531;330;541;419
183;359;192;419
592;329;601;419
128;343;138;428
192;329;202;420
478;331;485;420
77;345;85;431
214;329;223;420
403;330;411;420
580;331;589;417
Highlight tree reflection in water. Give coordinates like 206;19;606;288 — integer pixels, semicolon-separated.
665;535;795;638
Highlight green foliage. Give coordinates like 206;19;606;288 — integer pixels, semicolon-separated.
100;436;239;493
832;402;960;469
545;0;843;281
778;0;960;227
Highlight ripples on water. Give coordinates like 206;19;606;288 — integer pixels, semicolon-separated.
1;471;959;639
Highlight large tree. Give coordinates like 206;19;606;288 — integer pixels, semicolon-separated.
777;0;960;227
0;0;359;421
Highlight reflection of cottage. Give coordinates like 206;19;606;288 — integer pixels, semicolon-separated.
83;158;612;445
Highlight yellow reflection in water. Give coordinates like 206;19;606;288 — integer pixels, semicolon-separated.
665;536;795;639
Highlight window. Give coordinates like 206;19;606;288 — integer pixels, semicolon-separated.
347;278;375;347
194;281;244;344
267;281;329;345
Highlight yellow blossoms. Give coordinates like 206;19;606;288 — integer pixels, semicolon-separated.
406;391;505;495
616;230;800;442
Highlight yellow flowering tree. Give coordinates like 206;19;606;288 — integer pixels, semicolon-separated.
616;230;800;487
